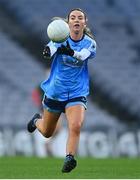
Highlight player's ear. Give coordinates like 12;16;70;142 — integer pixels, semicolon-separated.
84;24;87;28
84;18;88;28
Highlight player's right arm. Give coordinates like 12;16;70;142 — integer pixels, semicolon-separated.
43;41;57;59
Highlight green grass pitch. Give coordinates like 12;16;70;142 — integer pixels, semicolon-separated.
0;157;140;179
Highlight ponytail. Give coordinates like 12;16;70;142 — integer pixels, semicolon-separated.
84;27;95;40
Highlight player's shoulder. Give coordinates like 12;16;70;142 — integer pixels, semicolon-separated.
84;35;96;46
83;35;96;49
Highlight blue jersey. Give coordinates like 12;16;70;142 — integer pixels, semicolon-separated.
41;35;96;101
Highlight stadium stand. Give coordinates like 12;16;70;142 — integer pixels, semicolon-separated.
84;98;126;132
89;18;140;119
0;0;111;41
0;31;45;128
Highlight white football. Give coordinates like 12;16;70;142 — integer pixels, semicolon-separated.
47;19;70;43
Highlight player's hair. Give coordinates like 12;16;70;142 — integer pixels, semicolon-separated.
67;8;95;40
51;16;66;21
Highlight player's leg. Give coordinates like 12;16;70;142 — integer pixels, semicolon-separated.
27;96;62;137
36;109;61;138
62;104;85;173
65;105;85;155
45;117;62;156
27;109;61;138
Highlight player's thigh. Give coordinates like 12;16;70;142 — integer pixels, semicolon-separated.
65;105;85;129
42;108;61;132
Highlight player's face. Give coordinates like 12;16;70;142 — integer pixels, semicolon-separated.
68;10;86;35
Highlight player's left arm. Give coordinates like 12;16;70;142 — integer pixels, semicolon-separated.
57;40;96;61
73;41;96;61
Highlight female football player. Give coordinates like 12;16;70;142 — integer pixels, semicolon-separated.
27;8;96;173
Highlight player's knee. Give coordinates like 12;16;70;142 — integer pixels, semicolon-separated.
44;133;52;138
40;129;53;138
44;132;53;138
70;122;82;135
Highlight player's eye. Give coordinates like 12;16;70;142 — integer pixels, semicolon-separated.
78;17;84;20
70;17;75;20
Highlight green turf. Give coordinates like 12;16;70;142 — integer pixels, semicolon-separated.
0;157;140;179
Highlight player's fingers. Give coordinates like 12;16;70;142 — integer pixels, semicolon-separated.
61;45;66;48
66;41;70;48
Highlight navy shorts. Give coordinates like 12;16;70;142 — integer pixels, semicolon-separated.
42;96;87;113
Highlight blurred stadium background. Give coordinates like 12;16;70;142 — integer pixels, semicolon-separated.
0;0;140;158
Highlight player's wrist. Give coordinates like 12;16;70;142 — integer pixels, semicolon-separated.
43;46;51;58
57;42;74;56
68;48;74;56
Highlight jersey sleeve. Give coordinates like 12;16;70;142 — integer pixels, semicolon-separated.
73;39;96;61
47;41;57;57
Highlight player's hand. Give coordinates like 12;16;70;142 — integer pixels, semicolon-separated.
43;46;51;58
57;41;74;56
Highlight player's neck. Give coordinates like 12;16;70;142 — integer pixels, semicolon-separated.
70;32;83;41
